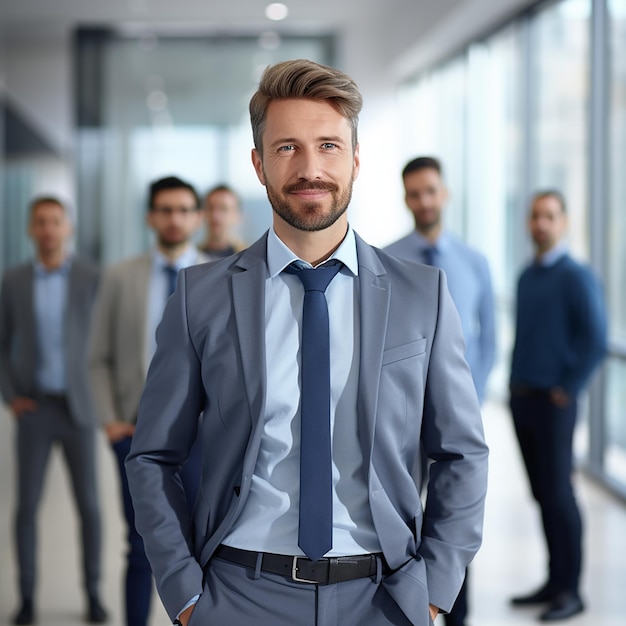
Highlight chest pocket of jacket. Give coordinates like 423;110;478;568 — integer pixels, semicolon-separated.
382;338;427;366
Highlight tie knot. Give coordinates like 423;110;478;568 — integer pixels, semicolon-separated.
285;260;342;293
423;246;437;266
164;265;178;297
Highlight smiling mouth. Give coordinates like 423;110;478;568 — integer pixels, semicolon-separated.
285;182;337;194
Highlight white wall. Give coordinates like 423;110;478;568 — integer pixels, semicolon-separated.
3;29;75;204
5;30;73;155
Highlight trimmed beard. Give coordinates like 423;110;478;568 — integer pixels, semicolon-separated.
157;233;188;249
265;174;354;232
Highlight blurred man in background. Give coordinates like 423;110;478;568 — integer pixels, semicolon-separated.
198;184;246;259
88;176;206;626
0;197;107;625
386;156;496;626
509;190;607;622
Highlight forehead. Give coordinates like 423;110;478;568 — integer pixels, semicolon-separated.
264;98;352;142
153;187;197;207
32;202;65;219
404;168;443;189
531;196;563;216
207;190;237;206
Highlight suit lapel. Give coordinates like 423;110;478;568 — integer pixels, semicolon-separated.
64;261;79;369
231;235;269;445
132;255;152;374
21;265;38;384
355;235;390;463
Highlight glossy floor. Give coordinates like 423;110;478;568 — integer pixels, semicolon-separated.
1;400;625;625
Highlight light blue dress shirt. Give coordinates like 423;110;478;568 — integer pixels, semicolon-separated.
180;227;380;618
33;258;71;393
537;242;567;267
146;246;203;370
222;225;380;556
385;230;496;402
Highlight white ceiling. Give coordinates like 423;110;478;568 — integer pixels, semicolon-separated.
0;0;415;37
0;0;537;79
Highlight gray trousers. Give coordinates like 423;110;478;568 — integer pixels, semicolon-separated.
187;556;417;626
15;397;102;600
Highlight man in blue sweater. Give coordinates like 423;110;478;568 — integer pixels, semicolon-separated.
509;190;607;622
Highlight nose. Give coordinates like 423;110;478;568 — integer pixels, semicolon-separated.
168;208;191;225
294;146;324;181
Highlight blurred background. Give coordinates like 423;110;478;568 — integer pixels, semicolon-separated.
1;0;625;624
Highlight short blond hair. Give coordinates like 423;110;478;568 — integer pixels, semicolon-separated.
249;59;363;154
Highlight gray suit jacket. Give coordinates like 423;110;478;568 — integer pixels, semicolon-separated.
88;250;208;425
0;257;100;427
126;232;488;625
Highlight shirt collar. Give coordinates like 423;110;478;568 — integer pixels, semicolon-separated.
536;243;567;267
267;225;359;278
152;245;198;272
33;256;72;277
410;229;450;253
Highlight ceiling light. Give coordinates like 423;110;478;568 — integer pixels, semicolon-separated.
265;3;288;21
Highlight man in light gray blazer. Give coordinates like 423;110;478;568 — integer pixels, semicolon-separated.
126;60;489;626
0;197;107;625
88;176;206;626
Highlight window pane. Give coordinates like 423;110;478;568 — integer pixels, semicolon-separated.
77;33;333;263
608;0;626;342
531;0;591;259
605;358;626;484
398;57;467;235
465;26;524;298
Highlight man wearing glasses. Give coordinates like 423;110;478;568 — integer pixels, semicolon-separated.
88;176;206;626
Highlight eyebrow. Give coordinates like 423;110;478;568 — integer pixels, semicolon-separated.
269;135;346;149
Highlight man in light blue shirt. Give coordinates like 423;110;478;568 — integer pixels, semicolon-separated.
125;60;488;626
385;156;496;625
0;197;107;625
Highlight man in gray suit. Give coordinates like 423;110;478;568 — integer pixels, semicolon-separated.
0;197;108;625
126;60;489;626
88;176;206;626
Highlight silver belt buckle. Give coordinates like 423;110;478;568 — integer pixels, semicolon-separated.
291;556;318;583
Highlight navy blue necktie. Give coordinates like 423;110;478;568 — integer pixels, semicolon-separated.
285;260;343;562
164;265;178;298
423;246;437;266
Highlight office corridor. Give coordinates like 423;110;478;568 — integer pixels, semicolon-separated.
1;400;625;625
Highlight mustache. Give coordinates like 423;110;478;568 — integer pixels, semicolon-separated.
284;181;338;193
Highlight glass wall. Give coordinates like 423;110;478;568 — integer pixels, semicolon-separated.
606;0;626;486
531;0;591;259
0;121;75;272
399;24;526;398
398;58;467;237
399;0;625;497
75;31;333;264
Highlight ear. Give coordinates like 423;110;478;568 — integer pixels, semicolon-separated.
64;217;74;239
442;185;450;205
352;143;360;181
252;149;266;186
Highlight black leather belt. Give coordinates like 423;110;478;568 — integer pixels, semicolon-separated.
214;545;388;585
